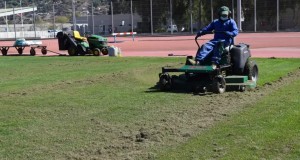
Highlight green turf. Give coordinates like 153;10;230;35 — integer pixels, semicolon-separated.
157;77;300;160
0;57;299;159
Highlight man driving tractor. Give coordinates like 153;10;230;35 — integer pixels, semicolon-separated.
189;6;239;69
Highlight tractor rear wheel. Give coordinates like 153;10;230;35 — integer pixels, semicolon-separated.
77;45;86;56
68;46;77;56
212;77;226;94
101;48;108;55
244;60;258;83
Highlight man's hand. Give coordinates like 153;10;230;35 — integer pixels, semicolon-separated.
225;31;233;36
195;31;202;39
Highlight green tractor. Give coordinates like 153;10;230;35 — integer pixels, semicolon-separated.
57;31;109;56
158;31;258;94
87;34;109;56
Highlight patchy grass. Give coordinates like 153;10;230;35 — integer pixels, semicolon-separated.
0;57;299;159
158;77;300;160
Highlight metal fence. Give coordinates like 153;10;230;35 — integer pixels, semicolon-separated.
83;0;300;35
106;0;300;34
1;0;300;39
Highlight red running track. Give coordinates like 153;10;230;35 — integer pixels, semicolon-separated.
0;32;299;58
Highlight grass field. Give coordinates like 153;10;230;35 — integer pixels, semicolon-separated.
0;57;299;159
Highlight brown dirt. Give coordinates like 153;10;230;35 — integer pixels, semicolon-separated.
66;68;300;159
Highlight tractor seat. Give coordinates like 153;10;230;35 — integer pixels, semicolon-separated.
73;31;87;41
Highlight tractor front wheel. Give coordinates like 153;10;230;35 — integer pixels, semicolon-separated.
159;73;172;91
93;48;101;56
212;77;226;94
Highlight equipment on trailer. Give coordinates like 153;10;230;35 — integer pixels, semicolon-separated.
0;38;47;56
158;31;259;94
57;31;109;56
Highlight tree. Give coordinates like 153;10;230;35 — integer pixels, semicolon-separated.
55;16;69;23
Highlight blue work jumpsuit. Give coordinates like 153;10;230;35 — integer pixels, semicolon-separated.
195;18;238;64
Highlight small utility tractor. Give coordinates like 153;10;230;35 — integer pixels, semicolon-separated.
158;31;259;94
57;31;109;56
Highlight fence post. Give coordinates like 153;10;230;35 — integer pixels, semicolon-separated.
150;0;153;35
190;0;193;34
254;0;257;32
92;2;94;34
111;1;114;33
131;0;133;33
13;7;16;40
72;0;76;31
232;0;235;20
210;0;213;22
277;0;279;31
170;0;173;34
237;0;242;31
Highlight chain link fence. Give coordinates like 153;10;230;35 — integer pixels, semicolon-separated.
95;0;300;35
1;0;300;39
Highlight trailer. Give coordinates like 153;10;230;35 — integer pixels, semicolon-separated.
0;39;47;56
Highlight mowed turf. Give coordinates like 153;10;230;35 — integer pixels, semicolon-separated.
0;57;299;159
